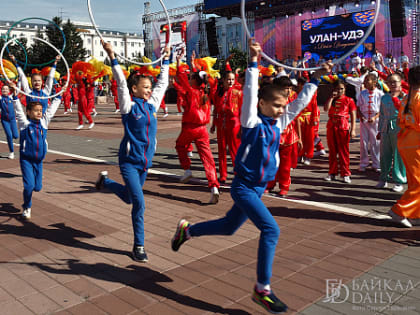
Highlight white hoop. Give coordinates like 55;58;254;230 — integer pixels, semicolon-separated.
240;0;381;72
87;0;172;66
0;36;70;100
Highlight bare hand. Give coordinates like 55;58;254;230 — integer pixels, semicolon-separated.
313;61;333;79
248;38;261;61
101;40;115;59
8;54;16;64
351;130;356;139
163;45;171;60
54;55;61;65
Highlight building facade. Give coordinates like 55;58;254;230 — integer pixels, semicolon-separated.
0;20;144;62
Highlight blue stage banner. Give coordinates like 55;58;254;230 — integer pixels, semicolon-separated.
204;0;251;10
301;10;376;61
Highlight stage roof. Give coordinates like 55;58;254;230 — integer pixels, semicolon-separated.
203;0;362;18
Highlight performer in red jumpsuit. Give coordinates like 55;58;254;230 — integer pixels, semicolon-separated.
324;80;357;183
175;54;220;204
110;79;120;112
75;76;94;130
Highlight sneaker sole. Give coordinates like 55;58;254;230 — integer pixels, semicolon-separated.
131;254;148;263
209;193;219;204
171;219;188;251
252;296;287;314
180;174;192;183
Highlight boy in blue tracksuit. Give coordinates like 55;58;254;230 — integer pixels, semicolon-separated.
95;41;170;263
1;84;18;159
10;54;59;115
10;83;63;220
171;40;331;314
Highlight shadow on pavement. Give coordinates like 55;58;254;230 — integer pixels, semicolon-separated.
6;259;251;314
336;230;420;246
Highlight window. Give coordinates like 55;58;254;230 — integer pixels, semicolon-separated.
87;50;91;55
87;38;91;44
131;42;134;47
120;42;123;47
100;51;104;57
114;41;117;46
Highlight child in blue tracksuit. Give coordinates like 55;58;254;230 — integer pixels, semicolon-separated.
10;83;63;220
10;54;59;115
171;41;331;314
96;41;170;263
1;84;18;159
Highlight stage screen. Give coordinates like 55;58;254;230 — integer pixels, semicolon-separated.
301;10;376;62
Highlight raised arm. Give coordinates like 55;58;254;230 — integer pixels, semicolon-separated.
10;54;31;94
102;41;133;115
43;56;60;95
279;62;332;131
9;83;29;129
43;95;62;127
241;39;260;128
149;45;171;112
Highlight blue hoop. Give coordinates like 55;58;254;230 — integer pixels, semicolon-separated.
5;17;66;68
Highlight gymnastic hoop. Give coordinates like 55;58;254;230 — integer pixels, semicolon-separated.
5;17;66;68
87;0;172;66
0;36;70;100
240;0;381;72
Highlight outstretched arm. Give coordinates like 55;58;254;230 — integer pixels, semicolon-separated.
102;41;133;115
241;39;261;129
10;54;31;94
43;56;60;95
9;83;29;129
149;45;171;112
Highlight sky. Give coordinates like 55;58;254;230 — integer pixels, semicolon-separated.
2;0;199;33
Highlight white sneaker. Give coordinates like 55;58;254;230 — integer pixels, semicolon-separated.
88;123;95;129
63;111;68;115
388;210;412;228
163;113;169;118
392;184;404;192
376;181;388;189
180;169;193;183
209;187;219;204
92;111;98;117
22;208;31;220
343;176;351;184
187;151;193;158
8;152;14;159
115;109;120;113
374;168;381;173
324;174;335;181
303;158;311;166
314;149;326;157
76;124;84;130
69;107;73;112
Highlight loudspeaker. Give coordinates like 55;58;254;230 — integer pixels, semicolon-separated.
206;17;219;56
389;0;407;37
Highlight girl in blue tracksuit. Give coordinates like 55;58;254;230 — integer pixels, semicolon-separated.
96;41;170;263
10;55;59;115
1;84;18;159
10;84;63;220
171;40;331;314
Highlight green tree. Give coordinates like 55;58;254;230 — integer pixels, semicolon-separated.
61;18;87;70
226;47;248;73
28;30;48;73
0;36;29;73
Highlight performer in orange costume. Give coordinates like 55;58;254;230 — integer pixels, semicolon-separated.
389;66;420;228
